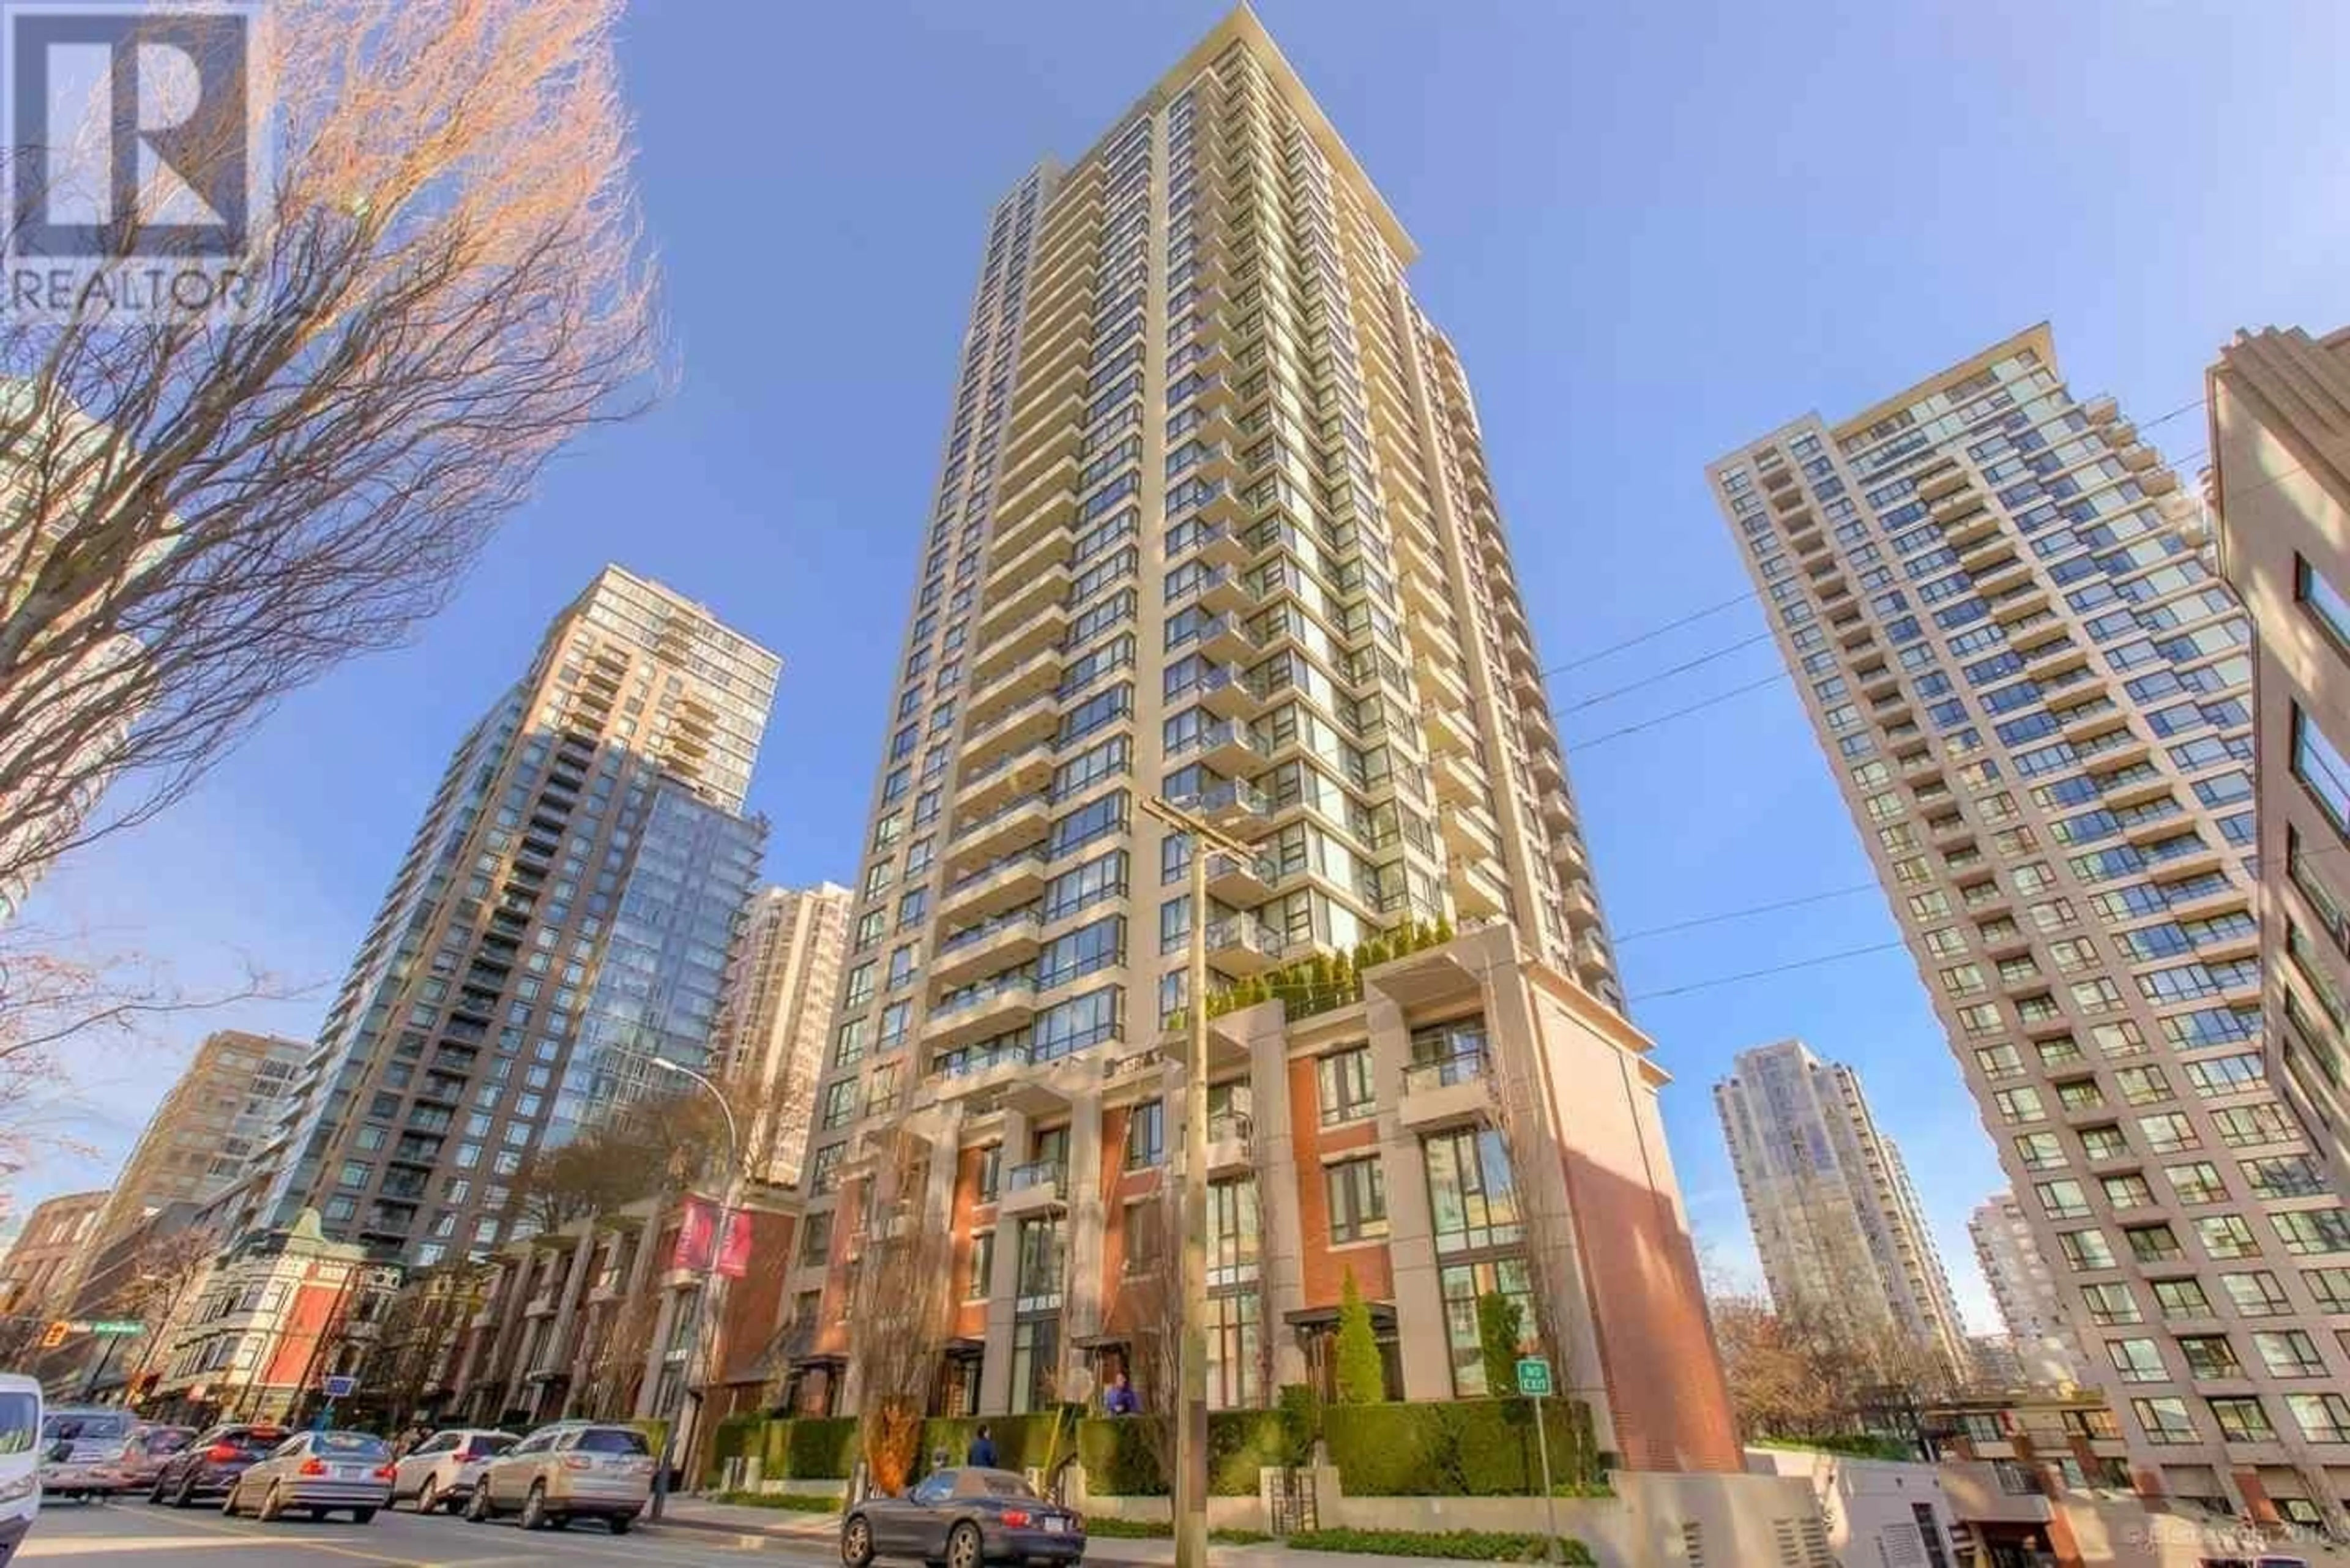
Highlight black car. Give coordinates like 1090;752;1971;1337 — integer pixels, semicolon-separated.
841;1467;1084;1568
146;1423;288;1507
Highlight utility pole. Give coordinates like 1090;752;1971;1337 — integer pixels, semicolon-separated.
1138;794;1256;1568
647;1055;740;1523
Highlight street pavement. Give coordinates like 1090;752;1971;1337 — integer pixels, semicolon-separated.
19;1494;834;1566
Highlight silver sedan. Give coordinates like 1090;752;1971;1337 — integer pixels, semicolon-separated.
222;1430;396;1525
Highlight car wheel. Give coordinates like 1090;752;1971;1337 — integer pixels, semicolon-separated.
465;1485;493;1523
256;1483;285;1523
519;1481;548;1531
608;1514;632;1536
176;1473;201;1509
841;1514;875;1567
147;1477;166;1505
947;1519;984;1568
415;1477;438;1514
219;1481;240;1517
350;1507;376;1525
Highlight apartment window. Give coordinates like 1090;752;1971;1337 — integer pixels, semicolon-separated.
2101;1173;2155;1210
2292;704;2350;837
798;1212;832;1266
2107;1338;2166;1383
966;1231;994;1299
2255;1329;2327;1378
2275;1209;2350;1256
2015;1132;2064;1171
1423;1127;1520;1254
2297;555;2350;655
2221;1271;2293;1318
1316;1047;1375;1126
2198;1215;2260;1259
2139;1112;2198;1152
2131;1397;2198;1445
975;1144;1001;1203
2059;1230;2115;1272
1325;1156;1388;1244
2080;1124;2130;1161
2150;1277;2212;1320
1439;1256;1535;1398
808;1141;845;1194
1125;1100;1165;1170
820;1078;859;1130
2080;1283;2139;1324
2164;1162;2228;1205
2287;1392;2350;1443
2208;1396;2275;1443
2178;1334;2241;1379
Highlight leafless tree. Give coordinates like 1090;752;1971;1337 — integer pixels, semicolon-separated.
0;922;278;1180
1104;1173;1181;1484
103;1225;221;1389
0;0;661;903
361;1264;487;1422
846;1137;953;1496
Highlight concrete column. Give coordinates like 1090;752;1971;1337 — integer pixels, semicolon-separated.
1364;986;1450;1400
1061;1086;1106;1396
546;1226;597;1377
977;1110;1031;1414
635;1284;679;1421
1246;1009;1308;1389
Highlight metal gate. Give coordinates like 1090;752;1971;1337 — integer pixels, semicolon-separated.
1268;1466;1318;1535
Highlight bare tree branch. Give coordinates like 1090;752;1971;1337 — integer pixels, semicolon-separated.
0;0;663;905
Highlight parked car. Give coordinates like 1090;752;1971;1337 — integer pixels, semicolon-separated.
840;1467;1085;1568
91;1426;192;1496
389;1429;517;1514
220;1430;394;1525
463;1421;651;1534
0;1375;42;1564
147;1423;286;1507
35;1408;132;1501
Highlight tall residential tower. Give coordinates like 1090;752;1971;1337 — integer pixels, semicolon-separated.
1969;1190;2087;1391
1714;1039;1970;1378
1713;327;2350;1526
784;9;1738;1474
84;1029;305;1260
710;882;852;1185
247;566;777;1268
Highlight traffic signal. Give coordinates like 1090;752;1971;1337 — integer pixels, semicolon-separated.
39;1320;67;1349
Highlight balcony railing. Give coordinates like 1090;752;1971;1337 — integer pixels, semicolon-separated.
934;1042;1032;1080
1403;1047;1489;1095
930;974;1037;1024
944;846;1049;898
1007;1159;1065;1192
936;910;1042;958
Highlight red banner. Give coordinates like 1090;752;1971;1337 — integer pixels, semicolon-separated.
671;1198;752;1279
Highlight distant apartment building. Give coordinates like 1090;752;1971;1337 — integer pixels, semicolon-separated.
144;1210;398;1427
246;566;778;1267
2208;323;2350;1170
710;883;851;1184
0;1189;106;1320
84;1030;304;1262
1969;1190;2087;1390
1713;326;2350;1525
778;10;1738;1475
1714;1039;1971;1376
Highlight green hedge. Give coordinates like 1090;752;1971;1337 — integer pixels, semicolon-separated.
710;1490;843;1512
1754;1433;1915;1462
1075;1408;1312;1498
702;1414;764;1487
919;1408;1083;1479
1324;1399;1598;1498
786;1416;862;1479
1287;1528;1595;1562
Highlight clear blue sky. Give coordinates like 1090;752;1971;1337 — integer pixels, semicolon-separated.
18;1;2349;1328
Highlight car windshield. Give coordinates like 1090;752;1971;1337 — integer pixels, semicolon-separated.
575;1428;648;1455
143;1430;193;1453
312;1432;388;1457
968;1470;1039;1499
475;1435;518;1453
234;1428;285;1450
42;1412;129;1442
0;1394;35;1455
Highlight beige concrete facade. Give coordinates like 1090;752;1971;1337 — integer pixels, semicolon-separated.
247;566;778;1266
84;1029;304;1265
0;1189;106;1321
788;8;1737;1472
712;883;851;1185
2209;324;2350;1174
1715;1038;1972;1378
1970;1190;2090;1391
1712;327;2350;1526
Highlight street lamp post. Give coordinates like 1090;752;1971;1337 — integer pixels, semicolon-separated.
1138;794;1256;1568
647;1054;739;1523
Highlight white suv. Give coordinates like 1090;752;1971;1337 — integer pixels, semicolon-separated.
389;1430;517;1514
464;1422;651;1534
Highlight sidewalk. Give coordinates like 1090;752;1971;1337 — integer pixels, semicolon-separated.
647;1495;1509;1567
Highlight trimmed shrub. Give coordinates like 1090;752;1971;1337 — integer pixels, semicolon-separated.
786;1416;862;1479
920;1407;1083;1481
1476;1293;1523;1398
1076;1417;1165;1497
1208;1407;1298;1495
702;1414;763;1487
712;1490;842;1512
1325;1398;1599;1498
1286;1527;1593;1562
1334;1271;1385;1405
1277;1382;1322;1456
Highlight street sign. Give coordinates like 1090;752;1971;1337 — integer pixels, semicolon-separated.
1515;1357;1553;1397
39;1321;66;1348
322;1375;357;1398
88;1320;143;1337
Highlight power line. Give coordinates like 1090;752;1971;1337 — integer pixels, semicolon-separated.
1627;939;1911;1002
1562;631;1776;712
1614;882;1884;944
1563;670;1789;751
1546;590;1756;674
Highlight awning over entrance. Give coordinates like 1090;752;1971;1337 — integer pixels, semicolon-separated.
1284;1301;1398;1333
